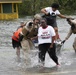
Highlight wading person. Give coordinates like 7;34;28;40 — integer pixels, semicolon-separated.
62;18;76;53
12;21;25;61
31;18;60;67
19;14;42;63
41;3;68;41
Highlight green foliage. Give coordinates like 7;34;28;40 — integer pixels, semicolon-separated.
18;1;32;16
18;0;76;17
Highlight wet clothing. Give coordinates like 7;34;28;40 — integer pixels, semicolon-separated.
42;7;60;27
12;28;22;41
12;27;22;49
38;26;55;44
38;25;59;65
22;23;39;40
38;43;59;65
12;39;21;49
21;38;34;51
21;21;39;51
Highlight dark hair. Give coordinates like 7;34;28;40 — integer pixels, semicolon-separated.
51;3;59;9
41;18;47;23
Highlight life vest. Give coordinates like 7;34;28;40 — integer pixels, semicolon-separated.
12;28;22;41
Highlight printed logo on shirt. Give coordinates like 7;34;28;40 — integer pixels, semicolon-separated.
41;31;50;39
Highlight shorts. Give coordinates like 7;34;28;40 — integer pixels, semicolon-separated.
42;14;57;28
12;39;21;49
47;20;57;28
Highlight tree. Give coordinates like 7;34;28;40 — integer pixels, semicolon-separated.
18;0;76;17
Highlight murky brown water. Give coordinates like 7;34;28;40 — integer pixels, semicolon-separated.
0;16;76;75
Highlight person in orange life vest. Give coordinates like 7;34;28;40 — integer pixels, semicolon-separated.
12;21;25;60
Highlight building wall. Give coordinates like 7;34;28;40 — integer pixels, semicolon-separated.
0;0;22;20
0;3;19;20
0;0;22;3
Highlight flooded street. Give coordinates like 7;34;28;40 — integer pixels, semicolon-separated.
0;16;76;75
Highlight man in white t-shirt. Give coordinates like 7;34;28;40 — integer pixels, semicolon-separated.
41;3;68;41
31;18;60;67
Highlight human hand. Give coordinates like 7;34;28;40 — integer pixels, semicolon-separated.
18;33;24;42
45;12;49;15
44;12;50;16
30;38;33;40
61;40;66;44
31;37;36;40
66;17;74;21
50;44;53;48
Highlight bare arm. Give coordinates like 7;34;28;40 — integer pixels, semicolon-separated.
58;14;67;19
50;36;56;48
65;28;72;40
31;36;38;40
61;28;72;44
41;8;48;15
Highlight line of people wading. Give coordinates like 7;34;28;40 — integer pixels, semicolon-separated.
12;3;76;67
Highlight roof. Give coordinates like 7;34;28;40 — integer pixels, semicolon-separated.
0;0;22;3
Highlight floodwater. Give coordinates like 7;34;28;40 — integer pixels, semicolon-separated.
0;16;76;75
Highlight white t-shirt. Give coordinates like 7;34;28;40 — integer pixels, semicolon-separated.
45;7;60;15
38;26;56;44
